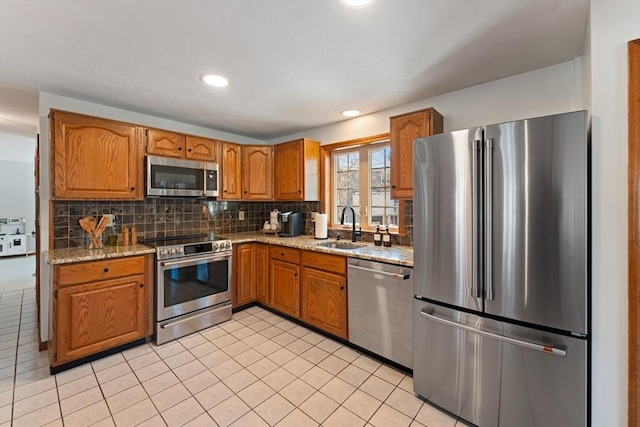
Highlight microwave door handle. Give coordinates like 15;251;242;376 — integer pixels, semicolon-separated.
202;169;207;196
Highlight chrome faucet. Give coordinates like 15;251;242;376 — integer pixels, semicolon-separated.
340;205;361;242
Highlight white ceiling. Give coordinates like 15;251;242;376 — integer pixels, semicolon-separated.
0;0;588;141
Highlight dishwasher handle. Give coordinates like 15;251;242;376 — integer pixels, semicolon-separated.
349;264;410;280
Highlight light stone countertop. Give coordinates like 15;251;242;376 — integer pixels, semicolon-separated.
44;244;156;265
44;232;413;267
222;232;414;267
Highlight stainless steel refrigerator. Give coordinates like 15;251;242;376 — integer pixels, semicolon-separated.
412;110;588;427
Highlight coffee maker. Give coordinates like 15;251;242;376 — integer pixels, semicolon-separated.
279;212;302;237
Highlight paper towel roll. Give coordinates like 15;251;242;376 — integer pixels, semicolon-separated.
315;213;328;239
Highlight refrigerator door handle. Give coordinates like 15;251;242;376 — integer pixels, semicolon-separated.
484;138;495;300
471;139;483;298
420;310;567;357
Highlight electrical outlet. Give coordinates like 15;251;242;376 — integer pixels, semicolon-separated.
238;211;245;221
311;212;319;222
104;214;115;227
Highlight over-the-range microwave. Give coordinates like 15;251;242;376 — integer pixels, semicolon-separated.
146;155;219;197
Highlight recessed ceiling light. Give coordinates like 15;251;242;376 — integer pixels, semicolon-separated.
342;109;361;117
339;0;375;9
201;74;229;88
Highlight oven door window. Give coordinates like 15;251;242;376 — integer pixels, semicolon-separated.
162;257;229;308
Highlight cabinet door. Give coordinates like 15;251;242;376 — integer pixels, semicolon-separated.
52;111;142;200
55;275;146;365
186;136;219;162
302;267;347;339
274;140;304;200
221;142;242;199
146;128;185;158
234;243;255;307
270;259;300;317
390;110;429;199
255;244;269;304
242;146;273;200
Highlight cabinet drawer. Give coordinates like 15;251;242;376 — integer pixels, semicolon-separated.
269;246;299;264
57;256;145;286
302;251;346;275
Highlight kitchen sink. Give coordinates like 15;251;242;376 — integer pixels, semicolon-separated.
315;241;368;250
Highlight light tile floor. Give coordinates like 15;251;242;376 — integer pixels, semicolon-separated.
0;289;462;427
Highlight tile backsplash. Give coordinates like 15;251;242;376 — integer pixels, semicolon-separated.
52;199;413;249
52;199;320;249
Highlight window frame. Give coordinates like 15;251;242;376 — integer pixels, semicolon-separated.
320;133;406;235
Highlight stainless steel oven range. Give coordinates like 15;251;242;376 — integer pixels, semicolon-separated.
141;234;232;345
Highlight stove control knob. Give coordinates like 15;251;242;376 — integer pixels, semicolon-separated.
225;242;231;249
213;242;220;251
159;249;167;257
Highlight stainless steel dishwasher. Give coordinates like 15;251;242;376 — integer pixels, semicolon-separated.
347;258;414;369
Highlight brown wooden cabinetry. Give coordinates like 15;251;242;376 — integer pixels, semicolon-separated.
242;146;273;200
145;128;185;158
234;243;256;307
390;108;443;199
221;142;243;199
185;136;219;161
146;130;219;162
269;246;300;317
301;251;348;339
51;110;143;200
255;244;269;304
274;138;320;201
50;255;151;367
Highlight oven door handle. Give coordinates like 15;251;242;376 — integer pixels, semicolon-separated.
160;253;230;267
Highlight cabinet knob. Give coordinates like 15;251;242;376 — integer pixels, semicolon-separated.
391;185;397;189
178;147;182;151
297;190;301;193
281;252;284;256
188;148;192;152
130;187;135;191
340;286;345;290
224;190;228;193
294;273;298;277
139;283;144;288
103;268;109;273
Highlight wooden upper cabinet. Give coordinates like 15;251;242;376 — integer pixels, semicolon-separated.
274;138;320;201
242;146;273;200
220;142;242;199
51;110;143;200
145;128;185;158
185;136;219;162
146;130;218;162
390;108;443;199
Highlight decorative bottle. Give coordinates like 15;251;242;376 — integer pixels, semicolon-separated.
374;225;382;246
383;225;392;247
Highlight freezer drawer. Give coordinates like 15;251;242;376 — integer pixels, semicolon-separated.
414;300;587;427
348;258;413;369
414;300;500;427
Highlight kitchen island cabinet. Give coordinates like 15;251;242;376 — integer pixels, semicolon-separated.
390;107;443;199
49;254;152;370
51;110;143;200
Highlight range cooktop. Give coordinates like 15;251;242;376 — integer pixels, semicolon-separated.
139;233;232;260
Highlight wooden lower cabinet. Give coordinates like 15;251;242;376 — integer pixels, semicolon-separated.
301;268;347;339
269;258;300;318
301;251;348;339
255;244;269;304
51;255;150;367
234;243;256;307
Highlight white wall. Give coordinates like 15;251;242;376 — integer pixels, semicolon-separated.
268;59;583;145
590;1;639;426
